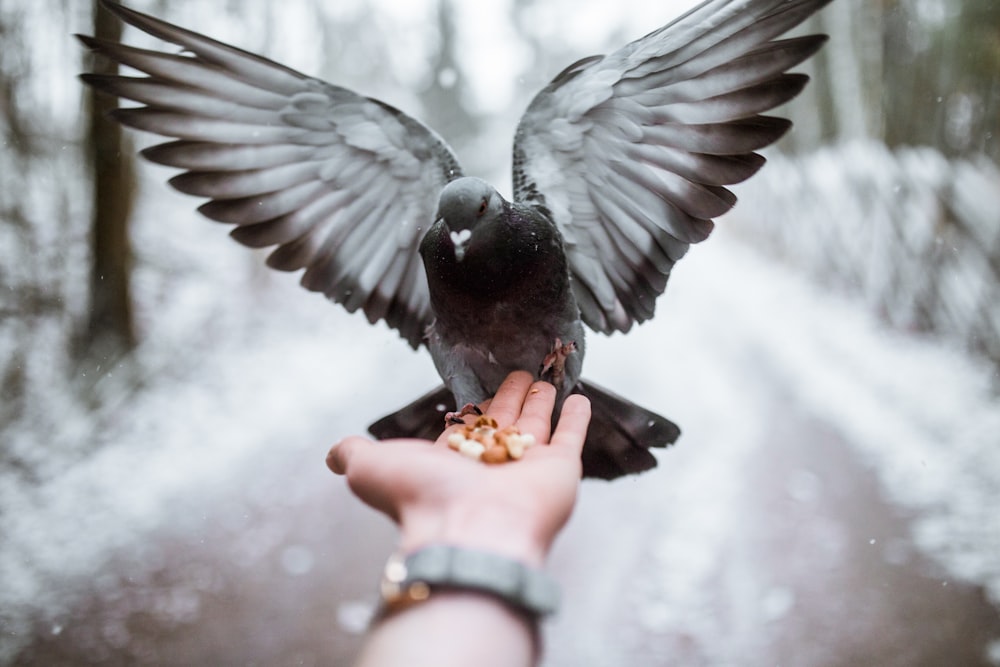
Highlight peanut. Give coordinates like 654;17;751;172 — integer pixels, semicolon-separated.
446;416;536;464
482;444;510;464
447;432;467;451
458;439;486;460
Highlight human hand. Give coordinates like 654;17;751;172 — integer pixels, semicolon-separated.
326;371;592;567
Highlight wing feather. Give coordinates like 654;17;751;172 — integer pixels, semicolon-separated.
228;190;357;249
110;107;301;143
141;141;314;170
168;162;321;198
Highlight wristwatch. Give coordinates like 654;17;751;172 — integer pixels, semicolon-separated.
378;545;560;620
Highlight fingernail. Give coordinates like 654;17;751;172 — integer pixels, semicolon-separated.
326;441;344;474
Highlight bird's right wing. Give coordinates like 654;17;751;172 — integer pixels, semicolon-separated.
513;0;830;334
79;1;463;348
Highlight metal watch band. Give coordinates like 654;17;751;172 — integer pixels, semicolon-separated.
380;545;560;618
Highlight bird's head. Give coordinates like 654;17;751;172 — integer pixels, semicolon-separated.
435;177;504;262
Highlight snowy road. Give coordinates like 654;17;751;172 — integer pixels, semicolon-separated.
4;233;1000;665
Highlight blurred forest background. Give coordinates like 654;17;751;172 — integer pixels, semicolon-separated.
2;0;1000;664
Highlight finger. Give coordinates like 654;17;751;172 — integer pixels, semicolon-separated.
548;394;591;459
326;435;371;475
484;370;534;425
514;381;557;443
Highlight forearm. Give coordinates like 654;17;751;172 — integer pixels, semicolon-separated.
355;591;537;667
355;508;552;667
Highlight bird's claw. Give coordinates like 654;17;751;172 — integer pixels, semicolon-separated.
540;338;577;388
445;402;483;426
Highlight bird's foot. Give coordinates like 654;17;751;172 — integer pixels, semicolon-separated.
445;402;483;427
540;338;577;388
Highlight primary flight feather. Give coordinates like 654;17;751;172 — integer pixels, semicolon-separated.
79;0;832;479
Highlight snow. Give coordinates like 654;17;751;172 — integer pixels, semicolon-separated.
681;235;1000;601
728;142;1000;363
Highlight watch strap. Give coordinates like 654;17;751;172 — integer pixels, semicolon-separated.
380;545;560;618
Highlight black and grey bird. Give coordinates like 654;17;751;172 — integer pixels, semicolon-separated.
79;0;832;479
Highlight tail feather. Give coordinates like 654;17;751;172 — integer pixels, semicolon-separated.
367;380;681;480
368;385;453;442
574;379;681;480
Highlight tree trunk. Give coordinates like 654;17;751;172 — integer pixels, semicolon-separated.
81;0;136;359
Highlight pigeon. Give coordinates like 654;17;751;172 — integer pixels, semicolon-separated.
79;0;832;480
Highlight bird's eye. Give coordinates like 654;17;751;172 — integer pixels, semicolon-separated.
477;199;488;216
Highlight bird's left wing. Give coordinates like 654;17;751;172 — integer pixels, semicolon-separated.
79;1;463;348
513;0;831;334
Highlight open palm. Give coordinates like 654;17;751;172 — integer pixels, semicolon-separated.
327;372;591;566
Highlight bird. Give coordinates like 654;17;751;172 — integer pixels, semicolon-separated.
79;0;832;480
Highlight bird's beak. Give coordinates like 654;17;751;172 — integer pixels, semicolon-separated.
449;228;472;262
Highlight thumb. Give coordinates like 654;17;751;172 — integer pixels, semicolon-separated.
326;435;372;475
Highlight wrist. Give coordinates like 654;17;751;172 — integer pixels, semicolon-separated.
399;501;551;568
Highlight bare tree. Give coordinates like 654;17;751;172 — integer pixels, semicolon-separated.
418;0;481;152
79;0;137;360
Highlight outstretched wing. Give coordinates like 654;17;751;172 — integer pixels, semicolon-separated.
79;1;462;348
513;0;830;334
